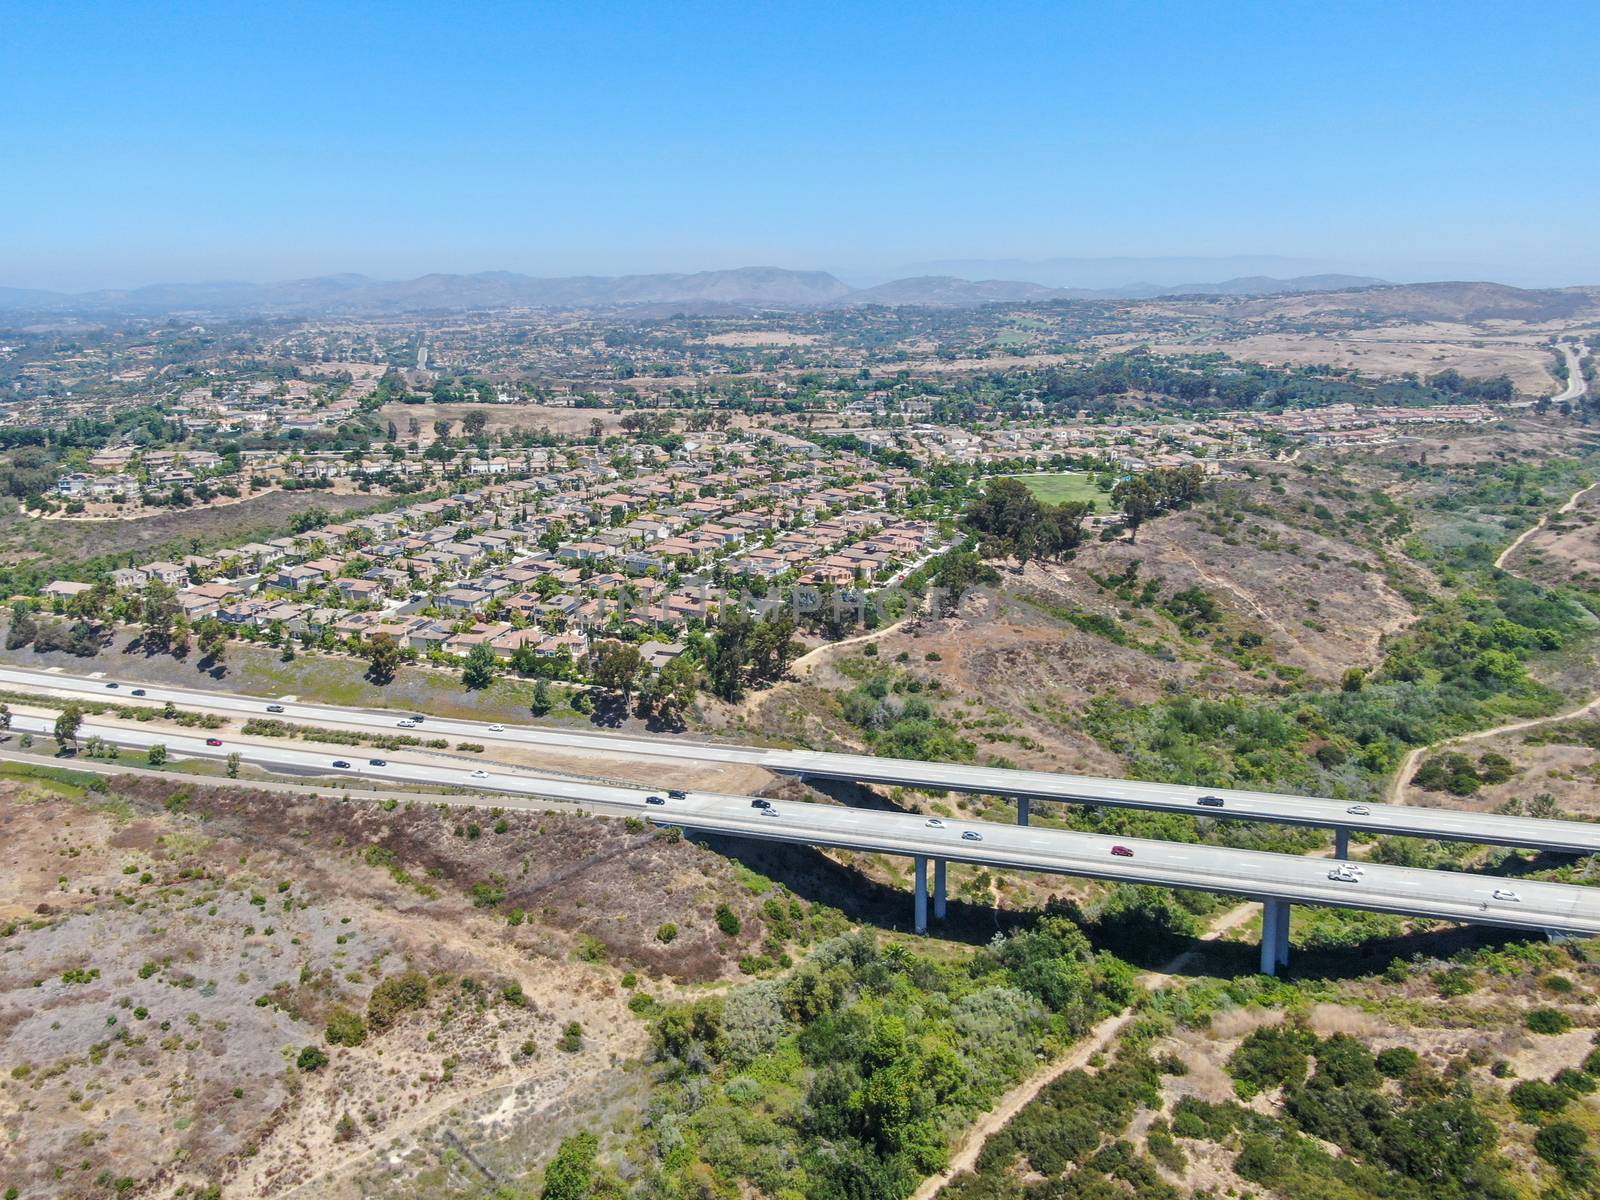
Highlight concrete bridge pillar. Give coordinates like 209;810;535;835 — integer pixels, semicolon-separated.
914;855;929;934
1335;826;1350;859
934;858;947;921
1017;796;1031;826
1260;898;1292;975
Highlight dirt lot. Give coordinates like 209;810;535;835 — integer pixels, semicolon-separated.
376;403;634;443
0;491;382;574
1155;326;1562;392
0;774;781;1199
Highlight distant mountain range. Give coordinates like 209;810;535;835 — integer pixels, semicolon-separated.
0;266;1404;318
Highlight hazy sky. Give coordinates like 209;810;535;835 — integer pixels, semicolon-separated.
4;0;1598;290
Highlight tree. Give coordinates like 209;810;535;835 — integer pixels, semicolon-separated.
462;409;489;436
147;742;167;767
6;600;36;650
541;1133;598;1200
1112;476;1161;542
54;704;83;750
226;751;241;779
197;619;227;664
366;633;402;685
530;678;552;716
638;654;699;722
0;703;11;731
432;419;454;441
461;643;498;690
139;581;179;652
591;639;644;705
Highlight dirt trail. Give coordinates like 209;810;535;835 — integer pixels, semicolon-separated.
1493;478;1600;570
1389;472;1600;804
909;900;1257;1200
1390;690;1600;805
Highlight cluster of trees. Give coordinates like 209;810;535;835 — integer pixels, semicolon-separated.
964;478;1090;565
701;608;800;700
1413;750;1515;796
642;922;1135;1200
1196;1021;1516;1199
1110;465;1205;541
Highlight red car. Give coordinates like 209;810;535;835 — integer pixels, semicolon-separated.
205;738;223;747
1110;845;1134;858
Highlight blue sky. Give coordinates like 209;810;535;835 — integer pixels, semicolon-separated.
3;0;1597;290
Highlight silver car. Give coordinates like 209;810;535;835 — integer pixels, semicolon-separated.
1327;864;1363;883
1491;888;1521;903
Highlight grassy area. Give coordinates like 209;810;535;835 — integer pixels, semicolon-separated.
1011;472;1112;509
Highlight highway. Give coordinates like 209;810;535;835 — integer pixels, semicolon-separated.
9;665;1600;855
13;710;1600;944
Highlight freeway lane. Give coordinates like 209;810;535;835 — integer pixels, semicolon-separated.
8;665;1600;854
15;712;1600;938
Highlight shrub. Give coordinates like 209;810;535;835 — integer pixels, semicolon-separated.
656;923;679;943
1375;1046;1421;1078
1535;1122;1595;1184
1527;1008;1573;1035
296;1045;329;1072
1227;1023;1316;1098
1511;1079;1570;1117
367;970;430;1030
558;1021;583;1053
714;904;741;936
325;1006;367;1046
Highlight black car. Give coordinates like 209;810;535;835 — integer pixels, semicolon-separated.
105;682;119;689
1197;795;1225;809
750;798;771;809
369;758;387;767
667;789;688;800
645;795;666;806
130;688;146;697
332;760;351;769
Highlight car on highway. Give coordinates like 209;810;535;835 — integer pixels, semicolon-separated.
925;817;946;828
131;688;146;696
488;723;505;732
667;789;687;799
1197;796;1224;809
961;830;983;842
266;704;285;714
368;758;386;767
396;718;417;728
645;795;666;806
105;682;119;689
1328;864;1363;883
760;807;779;817
1491;888;1521;903
1111;845;1134;858
750;798;772;809
332;760;351;769
1346;805;1370;816
205;738;223;747
470;769;489;780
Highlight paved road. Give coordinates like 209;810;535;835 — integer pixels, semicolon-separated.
10;665;1600;854
16;711;1600;937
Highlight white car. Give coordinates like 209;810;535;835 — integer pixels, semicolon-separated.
1491;888;1521;903
1328;864;1363;883
961;830;983;842
488;723;505;733
1346;805;1370;816
397;718;417;728
925;818;946;828
469;769;489;780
